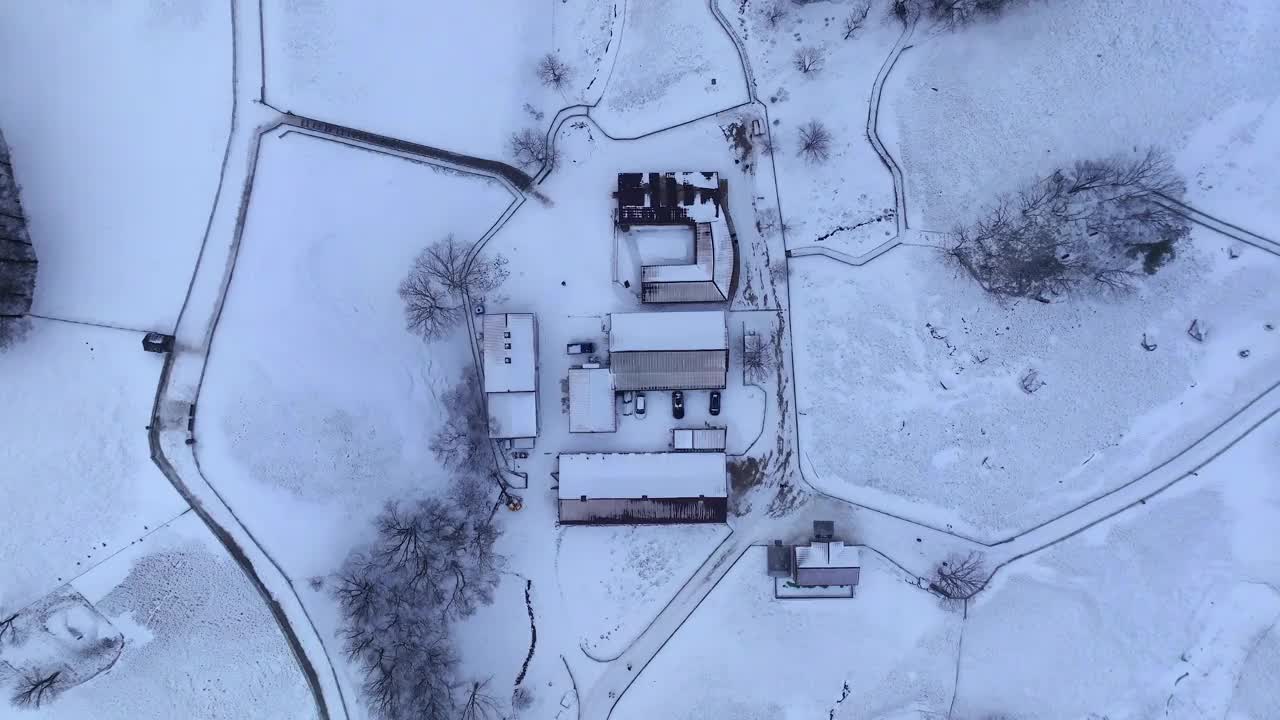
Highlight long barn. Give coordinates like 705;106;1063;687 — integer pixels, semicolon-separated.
557;452;728;525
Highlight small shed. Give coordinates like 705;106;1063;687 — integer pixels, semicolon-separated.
569;367;616;433
673;427;727;451
767;540;791;579
142;332;175;354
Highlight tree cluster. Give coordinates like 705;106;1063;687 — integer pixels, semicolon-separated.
924;0;1025;27
335;480;502;720
399;235;508;341
430;366;497;475
1;132;37;352
948;147;1189;301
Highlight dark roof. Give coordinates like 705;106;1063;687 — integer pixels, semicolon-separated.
610;350;728;390
767;542;792;577
558;497;727;525
813;520;835;541
795;566;861;587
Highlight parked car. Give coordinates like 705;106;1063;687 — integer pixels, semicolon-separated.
672;390;685;419
621;391;634;416
709;391;721;416
566;342;596;355
635;393;647;418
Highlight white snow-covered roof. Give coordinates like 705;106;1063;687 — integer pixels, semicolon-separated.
609;310;727;352
487;391;537;439
794;541;861;570
482;313;536;393
641;218;734;303
558;452;727;500
569;368;616;433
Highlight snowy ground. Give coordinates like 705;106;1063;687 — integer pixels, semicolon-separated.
885;0;1280;231
720;0;903;256
9;512;317;720
791;233;1280;538
613;546;960;720
0;0;230;331
559;525;730;657
0;320;187;614
591;0;749;137
197;129;517;578
262;1;559;159
953;415;1280;720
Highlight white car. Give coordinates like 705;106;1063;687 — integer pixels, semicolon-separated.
621;391;634;416
634;393;646;418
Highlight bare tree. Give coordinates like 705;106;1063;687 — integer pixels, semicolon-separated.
508;128;558;172
399;236;507;341
0;612;16;644
762;1;788;28
927;0;1021;27
335;493;504;720
843;0;872;38
797;119;833;163
12;670;61;708
742;332;777;383
2;130;39;352
458;678;503;720
511;685;534;713
948;147;1189;301
930;551;986;602
792;45;826;75
535;53;572;90
431;367;497;476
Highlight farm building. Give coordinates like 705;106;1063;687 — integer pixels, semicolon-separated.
557;452;728;525
770;522;862;598
568;366;616;433
482;313;538;441
614;171;738;304
608;310;728;391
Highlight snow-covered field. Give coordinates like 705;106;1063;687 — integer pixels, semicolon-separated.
0;0;230;331
197;129;517;578
559;525;730;657
592;0;749;137
262;1;558;159
719;0;903;256
954;416;1280;719
17;512;317;720
886;0;1280;230
0;320;187;613
613;547;960;720
792;233;1280;538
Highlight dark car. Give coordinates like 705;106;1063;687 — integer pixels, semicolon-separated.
671;390;685;419
709;391;721;416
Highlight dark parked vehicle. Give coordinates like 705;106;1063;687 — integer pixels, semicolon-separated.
709;391;721;416
672;390;685;419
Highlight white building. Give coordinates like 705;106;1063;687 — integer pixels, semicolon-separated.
482;313;538;441
608;310;728;391
568;367;616;433
557;452;728;525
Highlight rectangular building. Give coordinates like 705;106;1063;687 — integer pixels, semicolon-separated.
608;310;728;391
557;452;728;525
672;427;727;451
568;367;616;433
793;541;861;587
482;313;538;440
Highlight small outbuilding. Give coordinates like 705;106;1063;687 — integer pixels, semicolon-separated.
773;521;862;599
672;427;727;451
568;367;616;433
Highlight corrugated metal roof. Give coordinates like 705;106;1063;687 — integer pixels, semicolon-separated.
673;427;727;451
569;368;616;433
482;313;536;392
608;311;726;352
794;541;861;570
558;452;727;500
558;497;727;524
640;218;734;304
610;350;727;391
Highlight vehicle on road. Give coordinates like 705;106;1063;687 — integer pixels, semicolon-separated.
566;342;595;355
635;393;647;418
672;390;684;419
709;391;721;416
